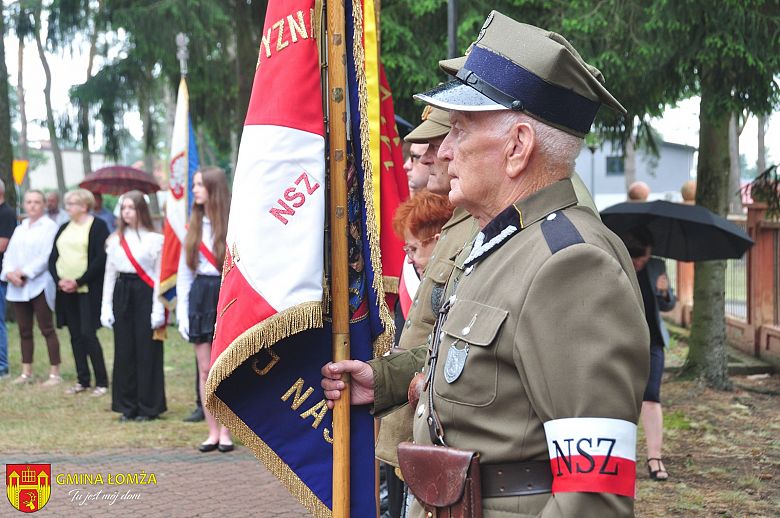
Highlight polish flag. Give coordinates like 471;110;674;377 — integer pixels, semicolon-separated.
398;260;419;319
544;417;637;498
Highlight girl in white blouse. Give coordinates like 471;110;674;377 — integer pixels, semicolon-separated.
101;191;167;421
1;190;61;385
177;167;233;452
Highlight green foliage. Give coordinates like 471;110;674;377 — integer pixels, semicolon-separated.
665;409;692;431
747;165;780;218
381;0;563;122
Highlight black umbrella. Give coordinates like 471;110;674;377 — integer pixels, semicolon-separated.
600;200;754;261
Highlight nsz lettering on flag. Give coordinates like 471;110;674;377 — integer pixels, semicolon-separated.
544;417;637;498
205;0;398;516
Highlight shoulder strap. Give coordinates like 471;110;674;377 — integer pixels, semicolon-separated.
119;234;155;289
541;211;584;255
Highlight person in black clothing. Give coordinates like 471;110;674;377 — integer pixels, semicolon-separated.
0;179;17;377
49;189;110;396
101;191;167;421
623;229;676;481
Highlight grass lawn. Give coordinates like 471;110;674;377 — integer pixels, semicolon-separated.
0;322;215;453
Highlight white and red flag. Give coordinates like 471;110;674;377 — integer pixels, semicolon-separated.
159;78;199;307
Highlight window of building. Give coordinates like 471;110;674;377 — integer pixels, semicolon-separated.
606;156;625;176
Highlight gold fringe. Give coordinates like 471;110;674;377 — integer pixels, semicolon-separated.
158;274;177;310
383;275;399;295
208;394;330;518
206;302;323;401
350;0;394;359
205;303;327;515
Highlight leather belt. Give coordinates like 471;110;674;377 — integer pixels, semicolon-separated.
481;461;553;497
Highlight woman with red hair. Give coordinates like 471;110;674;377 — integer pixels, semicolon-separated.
393;192;454;278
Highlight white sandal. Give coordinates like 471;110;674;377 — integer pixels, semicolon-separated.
42;375;63;386
12;374;34;385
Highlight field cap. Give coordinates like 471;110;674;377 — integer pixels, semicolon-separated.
414;11;626;137
405;105;451;143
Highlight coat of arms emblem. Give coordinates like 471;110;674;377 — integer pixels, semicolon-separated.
6;464;51;513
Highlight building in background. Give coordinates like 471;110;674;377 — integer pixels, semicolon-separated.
576;140;696;210
26;141;115;191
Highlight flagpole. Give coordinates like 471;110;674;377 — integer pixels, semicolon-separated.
325;0;351;515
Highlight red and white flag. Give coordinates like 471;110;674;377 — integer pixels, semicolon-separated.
209;4;324;368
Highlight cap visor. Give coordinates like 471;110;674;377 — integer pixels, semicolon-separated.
404;120;450;143
413;81;506;112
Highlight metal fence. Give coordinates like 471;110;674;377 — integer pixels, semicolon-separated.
663;258;677;292
725;218;748;321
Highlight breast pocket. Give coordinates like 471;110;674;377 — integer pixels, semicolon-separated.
433;299;507;407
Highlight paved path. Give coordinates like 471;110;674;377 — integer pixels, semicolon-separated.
3;449;308;517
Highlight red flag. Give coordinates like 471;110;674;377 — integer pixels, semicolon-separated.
378;65;409;303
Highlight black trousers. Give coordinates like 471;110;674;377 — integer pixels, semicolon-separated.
111;274;166;418
61;292;108;388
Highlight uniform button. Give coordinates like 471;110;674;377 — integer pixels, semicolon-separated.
462;326;471;335
547;212;557;221
413;299;418;306
439;331;445;341
431;255;436;260
427;333;432;342
405;320;411;328
440;234;446;240
449;295;457;304
416;404;425;417
464;265;474;276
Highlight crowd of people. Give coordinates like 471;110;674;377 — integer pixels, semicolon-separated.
0;168;233;453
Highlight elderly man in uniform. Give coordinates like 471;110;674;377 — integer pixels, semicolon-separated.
403;138;432;197
379;105;480;517
325;12;649;517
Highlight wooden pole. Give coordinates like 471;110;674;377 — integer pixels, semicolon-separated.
325;0;350;515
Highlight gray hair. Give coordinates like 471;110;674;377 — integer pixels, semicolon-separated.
493;112;583;178
64;188;96;211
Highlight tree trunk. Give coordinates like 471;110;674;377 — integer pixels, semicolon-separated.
79;0;102;176
197;126;216;166
138;73;160;216
683;76;732;390
727;113;743;214
34;6;65;199
0;1;15;207
234;0;259;172
757;114;767;174
17;35;29;192
623;136;637;192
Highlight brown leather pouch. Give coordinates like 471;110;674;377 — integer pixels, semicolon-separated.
397;442;482;518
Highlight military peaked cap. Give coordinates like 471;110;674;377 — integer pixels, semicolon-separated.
414;11;626;137
404;105;451;143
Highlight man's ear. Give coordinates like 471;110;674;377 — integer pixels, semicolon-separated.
506;121;535;178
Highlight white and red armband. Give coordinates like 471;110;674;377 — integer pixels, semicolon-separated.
543;417;637;498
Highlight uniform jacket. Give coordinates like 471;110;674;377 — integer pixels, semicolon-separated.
641;257;676;347
373;179;649;518
375;208;479;466
48;217;110;331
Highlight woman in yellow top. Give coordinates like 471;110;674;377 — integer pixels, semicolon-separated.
48;189;110;396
